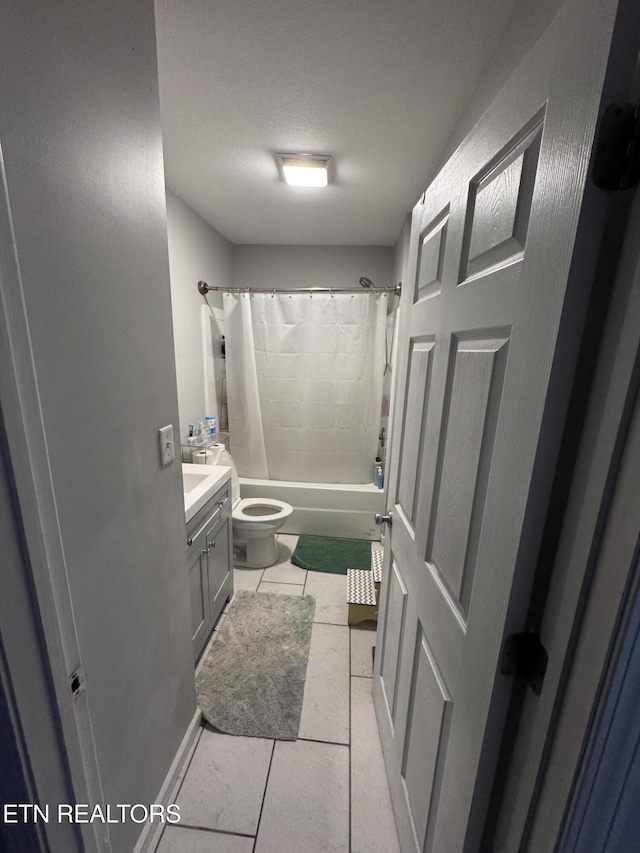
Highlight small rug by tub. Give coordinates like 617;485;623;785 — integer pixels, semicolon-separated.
291;534;371;575
196;590;315;741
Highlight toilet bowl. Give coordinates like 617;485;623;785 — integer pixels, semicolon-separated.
216;448;293;568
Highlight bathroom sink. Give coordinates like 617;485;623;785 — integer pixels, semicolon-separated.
183;470;211;493
182;463;232;523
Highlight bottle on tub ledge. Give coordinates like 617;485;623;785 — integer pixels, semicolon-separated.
374;457;384;489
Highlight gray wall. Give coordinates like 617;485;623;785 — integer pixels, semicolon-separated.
232;245;394;291
0;2;195;850
166;189;232;439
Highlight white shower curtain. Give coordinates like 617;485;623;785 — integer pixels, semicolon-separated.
224;291;387;484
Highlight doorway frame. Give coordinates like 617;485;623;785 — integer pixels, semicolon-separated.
0;141;106;853
520;184;640;850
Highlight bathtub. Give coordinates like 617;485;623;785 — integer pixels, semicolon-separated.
239;477;385;540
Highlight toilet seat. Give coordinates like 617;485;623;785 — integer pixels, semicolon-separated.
233;497;292;524
217;447;293;567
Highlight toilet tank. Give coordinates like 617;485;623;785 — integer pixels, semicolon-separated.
218;448;240;505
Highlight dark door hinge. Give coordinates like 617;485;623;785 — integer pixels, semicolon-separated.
592;102;640;191
501;631;548;696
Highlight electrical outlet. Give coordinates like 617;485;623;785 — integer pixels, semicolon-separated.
158;424;175;466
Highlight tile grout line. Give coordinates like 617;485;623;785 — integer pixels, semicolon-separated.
285;533;351;848
251;739;276;853
261;577;305;583
297;736;350;748
172;823;256;839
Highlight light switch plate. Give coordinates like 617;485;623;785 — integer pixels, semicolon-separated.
158;424;175;466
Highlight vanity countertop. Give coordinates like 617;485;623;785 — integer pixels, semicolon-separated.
182;463;231;523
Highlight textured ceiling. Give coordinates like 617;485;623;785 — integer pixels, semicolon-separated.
155;0;518;246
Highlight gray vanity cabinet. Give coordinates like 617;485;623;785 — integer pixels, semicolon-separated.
186;481;233;662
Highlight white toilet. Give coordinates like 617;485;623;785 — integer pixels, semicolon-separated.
215;447;293;568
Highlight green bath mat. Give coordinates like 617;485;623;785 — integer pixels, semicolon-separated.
291;534;371;575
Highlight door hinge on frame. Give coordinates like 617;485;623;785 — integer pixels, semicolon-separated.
501;631;548;696
592;102;640;191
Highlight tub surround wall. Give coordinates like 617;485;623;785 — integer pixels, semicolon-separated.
0;4;195;851
166;189;232;440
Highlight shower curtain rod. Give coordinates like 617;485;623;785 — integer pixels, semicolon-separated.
197;280;402;296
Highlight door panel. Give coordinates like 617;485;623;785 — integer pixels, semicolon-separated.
415;210;449;302
396;339;435;526
429;334;509;613
463;121;542;281
402;625;452;848
379;560;408;726
373;1;634;850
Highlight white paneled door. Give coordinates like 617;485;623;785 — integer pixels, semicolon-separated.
373;0;639;851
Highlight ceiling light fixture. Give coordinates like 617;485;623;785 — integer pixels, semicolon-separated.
276;153;334;187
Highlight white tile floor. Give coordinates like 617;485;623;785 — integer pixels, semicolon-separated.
156;533;400;853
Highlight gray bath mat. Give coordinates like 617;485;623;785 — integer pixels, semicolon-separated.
196;590;316;741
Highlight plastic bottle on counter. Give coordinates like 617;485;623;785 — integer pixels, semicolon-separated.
206;415;217;438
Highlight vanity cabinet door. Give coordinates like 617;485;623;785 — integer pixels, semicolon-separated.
187;529;210;660
205;511;232;628
185;480;234;664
